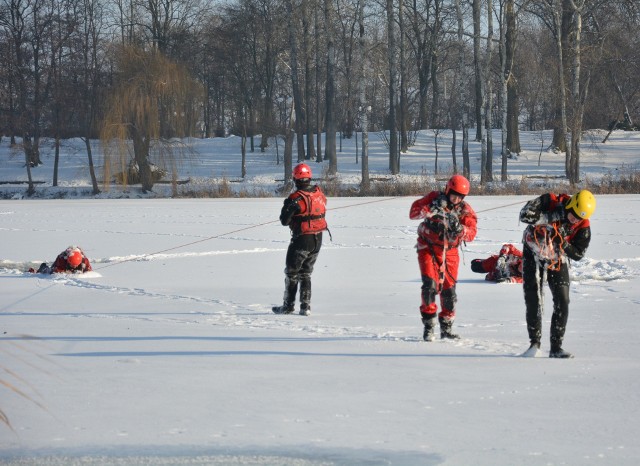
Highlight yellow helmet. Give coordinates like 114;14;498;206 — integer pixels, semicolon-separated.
566;189;596;219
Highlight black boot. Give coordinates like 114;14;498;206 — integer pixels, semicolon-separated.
422;315;437;342
439;316;460;339
272;304;295;314
549;346;574;358
299;274;311;316
273;275;298;315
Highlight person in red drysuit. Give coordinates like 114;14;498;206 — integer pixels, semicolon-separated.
471;243;523;284
409;175;477;341
33;246;92;274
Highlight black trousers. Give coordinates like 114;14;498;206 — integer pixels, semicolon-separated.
283;233;323;310
522;244;571;350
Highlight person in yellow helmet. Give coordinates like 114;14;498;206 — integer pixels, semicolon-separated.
519;190;595;358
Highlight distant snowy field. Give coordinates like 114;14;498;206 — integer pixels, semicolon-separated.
1;129;639;198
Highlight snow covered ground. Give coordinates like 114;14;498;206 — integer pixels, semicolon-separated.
1;130;640;465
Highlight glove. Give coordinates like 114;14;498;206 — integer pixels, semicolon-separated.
520;208;540;224
520;198;542;224
446;212;463;237
495;256;507;276
37;262;51;274
425;217;445;235
545;206;566;224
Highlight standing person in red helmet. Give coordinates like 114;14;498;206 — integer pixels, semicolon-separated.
409;175;478;341
273;163;328;316
32;246;93;274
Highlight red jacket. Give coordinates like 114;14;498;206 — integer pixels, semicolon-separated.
280;185;328;236
479;244;523;283
410;191;477;249
50;249;92;273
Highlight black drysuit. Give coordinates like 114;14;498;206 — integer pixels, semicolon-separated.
520;193;591;351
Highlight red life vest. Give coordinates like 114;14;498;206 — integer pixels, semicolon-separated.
290;187;327;234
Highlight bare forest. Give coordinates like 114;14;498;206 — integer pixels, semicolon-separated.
1;0;639;194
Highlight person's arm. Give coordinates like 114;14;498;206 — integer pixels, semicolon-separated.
280;196;301;226
564;226;591;261
519;194;549;224
82;257;92;272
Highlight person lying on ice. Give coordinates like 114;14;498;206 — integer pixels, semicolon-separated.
471;243;523;283
30;246;93;274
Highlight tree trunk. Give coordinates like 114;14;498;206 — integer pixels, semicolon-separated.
315;7;323;163
398;0;408;153
285;0;306;163
387;0;399;174
451;128;458;173
482;0;494;183
454;0;468;176
54;136;60;187
324;0;337;174
463;124;470;179
568;1;587;185
500;1;509;181
132;131;153;192
302;4;316;161
241;115;248;179
505;0;520;161
430;51;440;129
23;135;35;196
552;0;571;155
84;138;100;195
358;1;369;192
472;0;483;141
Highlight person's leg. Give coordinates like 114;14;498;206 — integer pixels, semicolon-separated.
273;238;309;314
523;245;544;348
439;251;460;339
298;234;322;316
417;247;440;341
548;263;572;358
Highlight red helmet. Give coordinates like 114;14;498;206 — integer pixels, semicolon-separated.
293;163;312;180
67;250;83;267
446;175;470;196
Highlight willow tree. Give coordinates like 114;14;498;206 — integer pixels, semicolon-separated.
101;45;202;192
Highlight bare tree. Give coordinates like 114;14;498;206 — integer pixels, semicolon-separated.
454;0;470;178
324;0;338;174
357;0;370;191
481;0;494;184
497;0;524;181
386;0;399;173
285;0;306;161
101;46;202;192
405;0;446;131
77;0;104;194
0;0;74;194
504;0;522;156
314;4;323;162
472;0;483;141
335;0;359;141
301;0;316;160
